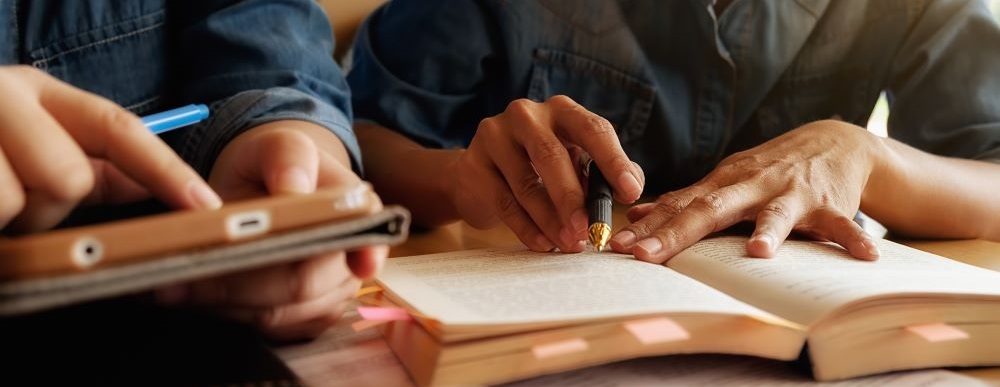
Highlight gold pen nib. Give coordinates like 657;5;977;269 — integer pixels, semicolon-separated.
588;222;611;252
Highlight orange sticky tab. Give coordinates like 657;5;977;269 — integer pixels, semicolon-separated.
356;306;411;321
905;323;969;342
624;317;690;344
532;338;589;359
355;286;383;298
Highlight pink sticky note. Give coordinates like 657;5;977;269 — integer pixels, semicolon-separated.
532;338;589;359
624;317;690;344
905;323;969;342
356;306;412;321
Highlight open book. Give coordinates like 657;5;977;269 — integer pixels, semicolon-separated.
373;236;1000;386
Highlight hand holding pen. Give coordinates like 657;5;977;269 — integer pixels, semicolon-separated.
449;95;644;252
0;66;219;233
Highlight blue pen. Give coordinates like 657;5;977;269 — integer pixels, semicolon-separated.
141;104;210;134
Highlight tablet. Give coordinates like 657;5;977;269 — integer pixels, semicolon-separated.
0;183;379;279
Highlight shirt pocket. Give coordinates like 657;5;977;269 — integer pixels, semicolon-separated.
527;48;655;142
29;9;167;114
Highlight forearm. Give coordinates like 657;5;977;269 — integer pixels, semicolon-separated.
355;122;461;227
862;137;1000;240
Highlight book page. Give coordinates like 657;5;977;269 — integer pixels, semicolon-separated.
668;236;1000;325
378;248;786;326
501;354;988;387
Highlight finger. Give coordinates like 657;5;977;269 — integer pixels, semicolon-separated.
625;202;656;223
219;276;359;334
0;146;26;229
161;252;353;307
34;71;220;210
491;102;586;237
468;154;557;252
630;162;645;197
255;128;320;195
745;195;806;258
609;185;714;252
346;245;389;279
544;95;642;203
316;147;363;189
805;208;880;261
81;158;151;205
566;145;589;183
7;192;81;232
633;183;759;263
256;127;363;195
0;92;94;232
488;134;580;250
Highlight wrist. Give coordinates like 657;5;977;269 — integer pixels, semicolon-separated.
375;144;465;227
441;149;467;221
859;132;905;212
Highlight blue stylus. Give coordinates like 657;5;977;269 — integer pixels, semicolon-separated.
141;104;210;134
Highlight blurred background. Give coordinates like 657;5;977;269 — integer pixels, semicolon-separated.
867;0;1000;136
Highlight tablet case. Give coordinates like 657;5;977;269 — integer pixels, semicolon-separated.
0;206;410;316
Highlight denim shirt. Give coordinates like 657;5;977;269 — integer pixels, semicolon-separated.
348;0;1000;193
0;0;361;177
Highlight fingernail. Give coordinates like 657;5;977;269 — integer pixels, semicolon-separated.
754;234;775;251
630;162;644;186
570;209;588;233
156;285;187;304
278;167;313;194
865;239;881;259
617;171;642;199
189;181;223;209
637;238;662;255
611;230;637;247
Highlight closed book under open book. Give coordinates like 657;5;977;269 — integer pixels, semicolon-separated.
373;236;1000;386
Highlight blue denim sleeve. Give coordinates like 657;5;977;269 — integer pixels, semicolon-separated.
347;0;498;149
887;0;1000;163
163;0;360;176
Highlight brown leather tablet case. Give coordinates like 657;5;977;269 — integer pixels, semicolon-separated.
0;205;409;316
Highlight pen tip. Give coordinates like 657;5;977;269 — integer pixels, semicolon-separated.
588;222;611;253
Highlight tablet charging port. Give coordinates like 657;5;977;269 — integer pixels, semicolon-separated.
226;210;271;240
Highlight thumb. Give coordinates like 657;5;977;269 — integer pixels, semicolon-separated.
347;245;388;279
258;129;320;195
